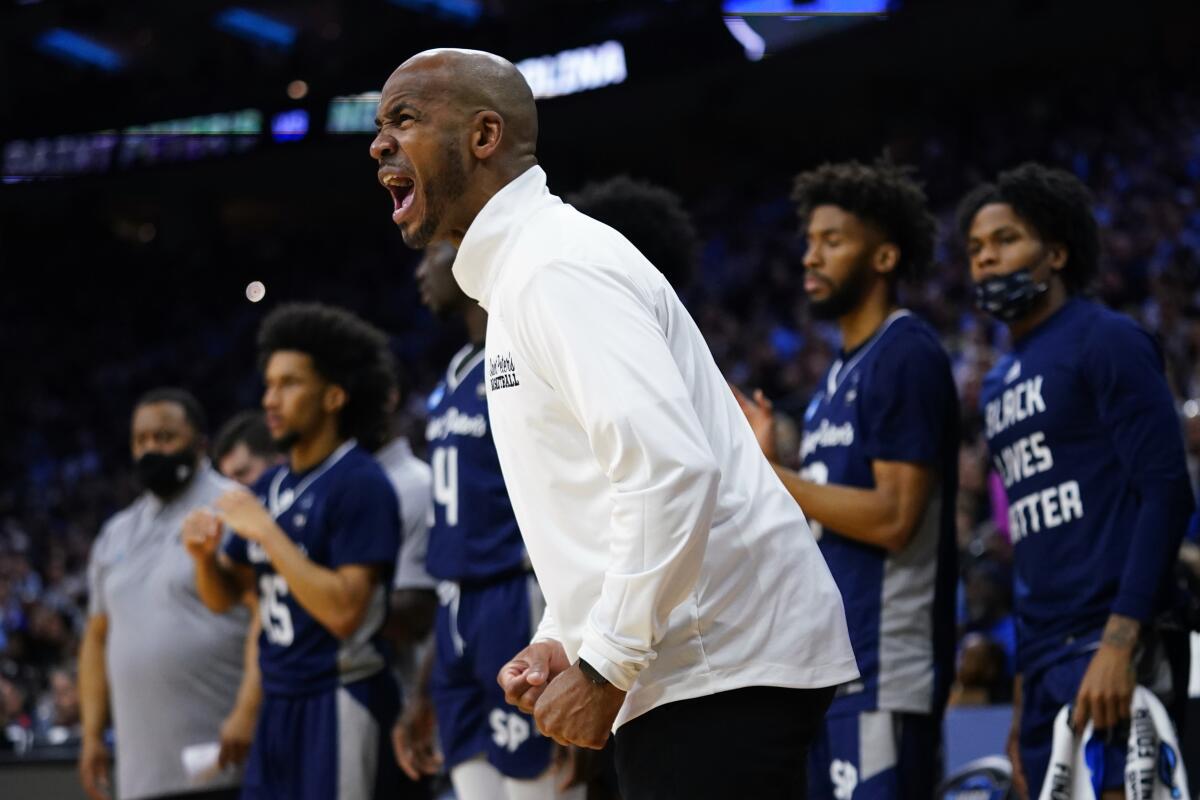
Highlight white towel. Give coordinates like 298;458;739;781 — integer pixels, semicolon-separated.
1038;686;1188;800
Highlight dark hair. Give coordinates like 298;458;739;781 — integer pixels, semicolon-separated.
256;303;397;451
212;410;274;462
568;175;700;290
134;387;208;435
791;158;937;282
955;162;1099;293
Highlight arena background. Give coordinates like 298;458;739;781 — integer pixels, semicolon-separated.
2;0;1200;796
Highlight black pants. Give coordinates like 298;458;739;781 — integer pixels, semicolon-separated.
614;685;835;800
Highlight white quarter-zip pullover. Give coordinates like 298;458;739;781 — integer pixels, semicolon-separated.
453;165;857;729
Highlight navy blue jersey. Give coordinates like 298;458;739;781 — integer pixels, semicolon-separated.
425;344;527;583
224;441;401;695
981;298;1193;674
800;311;959;717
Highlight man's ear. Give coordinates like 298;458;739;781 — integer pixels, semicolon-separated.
323;384;347;415
874;242;899;276
470;110;504;160
1045;241;1069;273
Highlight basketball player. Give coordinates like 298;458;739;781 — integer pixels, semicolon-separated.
736;160;959;799
183;303;403;800
391;241;580;800
961;163;1193;798
370;50;857;799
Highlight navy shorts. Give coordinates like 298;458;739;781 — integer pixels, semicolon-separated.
1019;649;1126;796
242;670;401;800
807;709;940;799
430;573;553;779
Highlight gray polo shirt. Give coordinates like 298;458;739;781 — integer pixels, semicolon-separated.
87;464;249;800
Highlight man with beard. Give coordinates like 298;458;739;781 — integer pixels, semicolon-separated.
370;50;857;800
736;160;959;800
183;303;403;800
961;164;1192;799
80;388;249;800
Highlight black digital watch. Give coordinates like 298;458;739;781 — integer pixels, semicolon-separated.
577;658;610;687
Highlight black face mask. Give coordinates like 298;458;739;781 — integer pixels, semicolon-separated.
135;450;196;498
973;268;1049;322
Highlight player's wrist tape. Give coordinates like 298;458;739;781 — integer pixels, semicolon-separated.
577;658;610;687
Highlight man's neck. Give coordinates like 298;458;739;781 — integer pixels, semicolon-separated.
1007;282;1070;342
838;292;898;353
289;426;346;473
445;157;539;247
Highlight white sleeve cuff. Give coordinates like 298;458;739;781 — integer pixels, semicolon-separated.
577;639;640;692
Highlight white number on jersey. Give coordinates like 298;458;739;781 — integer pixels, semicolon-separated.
800;460;828;540
432;446;460;527
259;574;295;646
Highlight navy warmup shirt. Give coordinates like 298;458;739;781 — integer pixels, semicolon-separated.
981;298;1193;673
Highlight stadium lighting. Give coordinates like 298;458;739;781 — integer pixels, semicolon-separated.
35;29;123;72
214;8;297;48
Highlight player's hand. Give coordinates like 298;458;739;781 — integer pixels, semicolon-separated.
182;508;223;561
215;488;275;543
533;663;625;750
79;734;112;800
392;696;442;781
1072;643;1135;734
554;744;601;792
730;384;777;462
217;703;257;768
1005;722;1028;800
498;639;571;714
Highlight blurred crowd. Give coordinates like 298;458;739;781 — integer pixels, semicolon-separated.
4;75;1200;755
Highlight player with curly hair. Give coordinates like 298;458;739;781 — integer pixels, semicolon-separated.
183;302;405;800
737;158;960;800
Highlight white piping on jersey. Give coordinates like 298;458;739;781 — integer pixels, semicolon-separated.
446;343;486;393
825;309;912;398
268;439;357;517
436;581;466;656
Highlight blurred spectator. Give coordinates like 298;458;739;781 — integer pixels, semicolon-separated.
949;633;1010;707
34;667;81;746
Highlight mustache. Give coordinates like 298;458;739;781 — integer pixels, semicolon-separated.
805;270;835;289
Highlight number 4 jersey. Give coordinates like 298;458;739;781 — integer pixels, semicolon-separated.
224;440;401;695
424;343;527;583
800;310;959;717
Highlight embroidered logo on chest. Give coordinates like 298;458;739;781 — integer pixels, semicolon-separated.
487;351;521;391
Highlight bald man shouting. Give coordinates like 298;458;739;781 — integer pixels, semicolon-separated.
370;50;857;800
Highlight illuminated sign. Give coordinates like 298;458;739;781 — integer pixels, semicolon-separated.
3;109;263;180
326;41;628;134
516;41;627;100
271;110;309;142
327;92;382;135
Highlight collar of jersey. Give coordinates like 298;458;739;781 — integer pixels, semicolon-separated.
446;342;486;392
825;309;911;398
268;439;356;517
